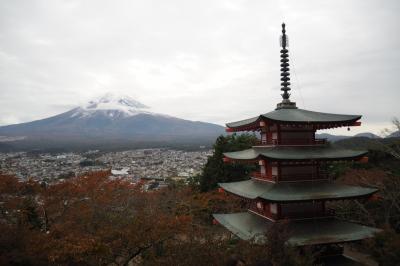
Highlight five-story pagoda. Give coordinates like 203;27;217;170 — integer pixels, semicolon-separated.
213;23;379;248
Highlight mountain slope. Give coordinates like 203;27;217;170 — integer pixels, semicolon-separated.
316;132;381;142
354;132;381;139
0;93;224;151
388;131;400;138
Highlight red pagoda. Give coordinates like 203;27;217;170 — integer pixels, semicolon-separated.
213;24;379;252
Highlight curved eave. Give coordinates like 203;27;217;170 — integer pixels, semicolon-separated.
261;115;361;125
219;179;378;202
224;147;367;162
225;108;362;131
213;212;380;246
213;212;271;242
261;108;361;124
289;217;380;246
226;116;261;132
218;179;266;199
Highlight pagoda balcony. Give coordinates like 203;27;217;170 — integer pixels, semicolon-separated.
248;206;278;221
279;172;329;182
251;171;329;182
255;138;327;146
314;138;328;145
255;139;278;145
280;208;335;220
249;206;335;221
250;171;276;182
279;138;327;146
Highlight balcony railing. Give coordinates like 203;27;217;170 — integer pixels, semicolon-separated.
280;209;335;220
314;138;327;145
250;171;275;181
254;139;276;145
279;172;329;181
248;206;277;221
254;138;327;146
251;171;329;182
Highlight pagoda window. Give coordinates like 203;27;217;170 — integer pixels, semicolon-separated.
252;160;275;181
260;164;266;175
270;203;277;214
271;166;278;177
261;133;267;144
272;132;278;141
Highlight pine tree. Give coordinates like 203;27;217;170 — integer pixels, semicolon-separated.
199;133;257;192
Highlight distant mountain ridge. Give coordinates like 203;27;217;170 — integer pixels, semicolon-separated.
0;93;225;151
388;131;400;138
316;132;381;142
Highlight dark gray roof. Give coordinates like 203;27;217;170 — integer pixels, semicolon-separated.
213;212;380;246
226;108;361;128
219;179;377;202
226;116;259;128
213;212;272;243
224;146;367;161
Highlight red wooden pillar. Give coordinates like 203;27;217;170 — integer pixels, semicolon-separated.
267;162;272;181
277;161;281;182
312;125;316;144
277;124;281;145
277;203;281;220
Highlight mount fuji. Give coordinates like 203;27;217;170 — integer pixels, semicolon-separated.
0;93;225;151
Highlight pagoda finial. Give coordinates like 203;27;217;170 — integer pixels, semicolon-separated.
276;22;297;109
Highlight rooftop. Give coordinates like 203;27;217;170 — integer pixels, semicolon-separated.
213;212;380;246
226;108;361;129
219;179;377;202
224;146;367;161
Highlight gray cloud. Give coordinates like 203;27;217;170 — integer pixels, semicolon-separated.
0;0;399;136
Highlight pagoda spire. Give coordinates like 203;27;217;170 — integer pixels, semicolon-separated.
276;23;297;109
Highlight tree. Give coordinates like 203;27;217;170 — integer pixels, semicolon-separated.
198;133;257;192
365;227;400;266
380;117;400;160
0;171;316;265
0;172;192;265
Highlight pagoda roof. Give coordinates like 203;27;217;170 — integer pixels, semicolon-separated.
219;179;377;202
213;212;380;246
226;108;361;129
224;146;367;161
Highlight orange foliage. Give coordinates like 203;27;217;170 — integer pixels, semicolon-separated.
0;172;244;265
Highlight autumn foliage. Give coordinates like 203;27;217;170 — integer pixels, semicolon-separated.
0;170;319;265
0;172;241;265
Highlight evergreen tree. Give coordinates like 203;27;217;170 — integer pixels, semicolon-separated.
199;133;257;192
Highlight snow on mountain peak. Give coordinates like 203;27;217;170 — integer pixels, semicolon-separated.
82;93;151;115
86;93;149;109
71;93;154;118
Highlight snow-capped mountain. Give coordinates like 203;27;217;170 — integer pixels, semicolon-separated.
0;93;224;151
79;93;151;116
68;93;155;119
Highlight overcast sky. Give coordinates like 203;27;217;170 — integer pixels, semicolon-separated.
0;0;399;135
